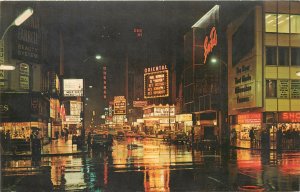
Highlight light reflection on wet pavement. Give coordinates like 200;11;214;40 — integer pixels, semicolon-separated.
1;138;300;191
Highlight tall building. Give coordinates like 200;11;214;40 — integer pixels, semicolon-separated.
0;2;52;145
227;1;300;147
183;5;226;143
183;3;256;144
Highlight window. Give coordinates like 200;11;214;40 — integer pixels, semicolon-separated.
265;13;277;32
291;47;300;66
278;14;289;33
266;47;277;65
266;80;277;98
278;47;289;66
291;15;300;33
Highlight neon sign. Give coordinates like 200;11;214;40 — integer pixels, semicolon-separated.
203;27;217;64
279;112;300;123
238;113;261;124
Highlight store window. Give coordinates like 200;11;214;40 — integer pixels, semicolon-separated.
291;47;300;66
278;47;289;66
266;47;277;65
265;13;277;32
278;14;290;33
266;80;277;98
291;15;300;34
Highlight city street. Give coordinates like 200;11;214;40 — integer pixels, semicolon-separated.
1;1;300;191
1;138;299;191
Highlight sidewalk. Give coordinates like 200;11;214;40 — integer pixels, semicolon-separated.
1;137;88;158
232;140;300;151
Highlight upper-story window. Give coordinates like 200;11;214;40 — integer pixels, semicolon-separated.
265;13;300;34
278;14;289;33
291;15;300;33
266;13;277;32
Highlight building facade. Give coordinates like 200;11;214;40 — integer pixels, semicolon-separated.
0;2;53;147
227;1;300;148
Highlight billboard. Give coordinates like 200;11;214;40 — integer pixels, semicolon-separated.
63;79;83;97
144;65;169;99
133;100;148;108
114;96;126;115
70;101;82;116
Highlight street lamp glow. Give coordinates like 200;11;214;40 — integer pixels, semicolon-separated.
14;8;34;26
89;85;93;88
296;71;300;77
211;58;217;63
0;65;15;70
95;55;101;60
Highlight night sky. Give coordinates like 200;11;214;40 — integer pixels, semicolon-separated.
6;1;254;97
38;1;217;96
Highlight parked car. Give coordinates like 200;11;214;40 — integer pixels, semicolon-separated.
163;131;174;142
126;131;135;137
171;132;187;144
116;130;125;140
136;131;146;139
91;134;111;150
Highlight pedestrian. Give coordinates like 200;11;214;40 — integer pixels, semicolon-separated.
230;129;237;146
87;132;92;151
276;128;283;150
5;130;11;151
249;128;255;147
65;129;69;141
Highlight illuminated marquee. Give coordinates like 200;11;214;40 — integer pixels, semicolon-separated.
144;65;169;99
203;27;217;64
114;96;126;115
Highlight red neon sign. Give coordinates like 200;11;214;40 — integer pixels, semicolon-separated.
279;112;300;123
203;27;218;64
238;113;261;124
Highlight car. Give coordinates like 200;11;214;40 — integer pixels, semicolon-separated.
136;131;146;139
116;130;125;140
91;134;111;150
126;131;135;137
163;131;174;142
171;132;187;144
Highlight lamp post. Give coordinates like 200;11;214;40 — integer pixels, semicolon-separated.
0;7;33;70
81;54;101;141
210;57;228;147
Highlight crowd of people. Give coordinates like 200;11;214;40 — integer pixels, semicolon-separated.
230;127;300;150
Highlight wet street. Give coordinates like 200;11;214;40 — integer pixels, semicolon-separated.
1;138;300;191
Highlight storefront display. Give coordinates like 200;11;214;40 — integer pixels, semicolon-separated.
234;113;262;140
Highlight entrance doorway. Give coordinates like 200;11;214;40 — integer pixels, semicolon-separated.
204;126;215;140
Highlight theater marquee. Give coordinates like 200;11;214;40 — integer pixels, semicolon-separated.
144;65;169;99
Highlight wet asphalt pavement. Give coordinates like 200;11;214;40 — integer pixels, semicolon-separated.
1;138;300;191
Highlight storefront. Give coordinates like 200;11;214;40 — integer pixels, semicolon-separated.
176;114;193;133
143;105;176;133
231;112;262;141
0;93;50;148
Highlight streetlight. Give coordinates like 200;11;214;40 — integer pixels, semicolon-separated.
0;7;34;71
83;54;102;63
81;54;102;140
210;56;229;147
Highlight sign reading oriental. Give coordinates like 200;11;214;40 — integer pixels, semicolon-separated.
144;65;169;99
114;96;126;115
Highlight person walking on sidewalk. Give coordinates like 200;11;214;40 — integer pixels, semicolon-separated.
65;129;69;141
249;128;255;147
87;132;92;151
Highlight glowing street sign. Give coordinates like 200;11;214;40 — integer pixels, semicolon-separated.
114;96;126;115
144;65;169;99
